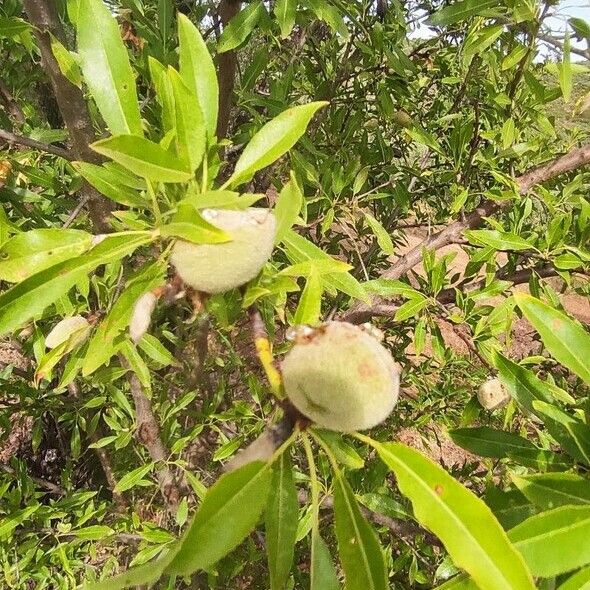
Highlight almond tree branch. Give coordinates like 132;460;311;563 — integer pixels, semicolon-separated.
343;143;590;323
216;0;241;139
122;356;181;513
0;78;25;124
22;0;112;232
0;128;74;160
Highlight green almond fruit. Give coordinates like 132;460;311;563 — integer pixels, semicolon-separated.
282;321;400;432
170;208;276;294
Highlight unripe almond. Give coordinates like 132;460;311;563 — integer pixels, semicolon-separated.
392;109;412;128
282;321;400;432
170;208;276;294
45;315;90;350
477;377;510;410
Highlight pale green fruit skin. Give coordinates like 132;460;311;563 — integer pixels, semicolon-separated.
477;378;510;410
45;315;90;349
171;208;276;294
282;321;400;432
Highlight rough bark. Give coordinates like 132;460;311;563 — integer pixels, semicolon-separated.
22;0;112;232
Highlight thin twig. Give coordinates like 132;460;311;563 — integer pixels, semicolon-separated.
0;128;73;160
343;143;590;322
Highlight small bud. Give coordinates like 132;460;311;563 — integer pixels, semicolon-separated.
282;321;400;432
170;208;276;294
129;291;158;343
477;378;510;411
45;316;90;350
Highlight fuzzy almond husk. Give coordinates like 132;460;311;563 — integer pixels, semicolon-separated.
282;321;400;432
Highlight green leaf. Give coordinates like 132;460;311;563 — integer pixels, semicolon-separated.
72;525;114;540
81;547;178;590
218;1;266;53
569;17;590;41
168;67;206;172
114;462;154;493
502;44;528;71
509;506;590;577
73;162;148;207
315;430;364;470
275;0;297;39
227;102;328;187
266;453;298;590
427;0;501;26
464;230;533;252
283;230;368;302
178;14;219;139
50;34;82;87
558;31;573;103
293;272;323;325
77;0;142;136
449;427;537;459
274;173;303;244
493;351;554;417
394;296;429;322
514;293;590;385
166;461;272;575
363;212;394;255
532;401;590;466
160;201;231;244
0;233;152;338
0;17;30;38
138;334;176;367
558;565;590;590
149;57;176;134
333;472;388;590
369;440;535;590
91;135;192;183
0;229;92;283
82;260;165;376
511;473;590;509
311;531;341;590
120;339;151;389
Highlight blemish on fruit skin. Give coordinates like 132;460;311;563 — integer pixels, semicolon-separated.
358;361;376;378
434;484;444;496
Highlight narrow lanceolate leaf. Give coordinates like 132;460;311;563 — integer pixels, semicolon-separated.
178;14;218;138
82;260;166;376
369;440;535;590
114;462;155;493
427;0;500;26
227;102;328;187
0;229;92;282
493;351;554;417
166;461;272;575
81;546;178;590
508;506;590;577
394;296;429;322
283;230;368;303
266;453;298;590
449;427;537;459
274;173;303;244
149;57;176;133
311;531;341;590
464;229;533;252
511;473;590;510
77;0;142;136
274;0;297;39
293;272;323;326
73;162;148;207
514;293;590;384
557;565;590;590
559;31;573;103
333;472;388;590
91;135;192;183
168;67;206;172
532;401;590;466
363;212;394;255
217;1;266;53
0;233;153;337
